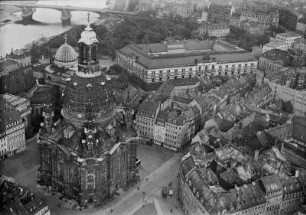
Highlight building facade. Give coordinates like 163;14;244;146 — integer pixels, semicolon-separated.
116;40;257;83
38;19;138;207
275;32;302;50
240;10;279;30
2;93;32;138
0;105;26;158
198;23;230;38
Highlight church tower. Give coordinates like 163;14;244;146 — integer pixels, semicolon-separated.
77;13;99;76
62;13;115;128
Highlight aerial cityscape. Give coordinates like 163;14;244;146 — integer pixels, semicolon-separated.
0;0;306;214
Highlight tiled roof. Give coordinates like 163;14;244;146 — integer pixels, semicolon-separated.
181;156;195;177
260;174;282;193
137;100;159;118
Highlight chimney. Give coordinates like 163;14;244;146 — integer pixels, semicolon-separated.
254;150;259;161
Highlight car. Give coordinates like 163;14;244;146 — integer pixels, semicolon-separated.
135;158;141;166
162;186;168;197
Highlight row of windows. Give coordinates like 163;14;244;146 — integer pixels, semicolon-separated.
150;68;194;75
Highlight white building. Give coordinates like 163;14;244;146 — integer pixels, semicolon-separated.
262;41;288;53
275;32;302;50
0;101;26;158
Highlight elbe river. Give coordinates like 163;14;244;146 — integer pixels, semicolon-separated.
0;0;108;56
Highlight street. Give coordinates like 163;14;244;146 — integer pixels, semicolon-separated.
0;137;184;215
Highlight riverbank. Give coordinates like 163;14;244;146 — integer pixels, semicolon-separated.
0;5;20;26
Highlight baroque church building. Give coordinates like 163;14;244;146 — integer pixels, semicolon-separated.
37;16;138;207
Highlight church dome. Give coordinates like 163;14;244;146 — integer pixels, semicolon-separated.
54;43;78;63
61;74;115;128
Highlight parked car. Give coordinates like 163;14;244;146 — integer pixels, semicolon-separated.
162;186;168;197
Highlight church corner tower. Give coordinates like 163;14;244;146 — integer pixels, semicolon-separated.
38;14;138;207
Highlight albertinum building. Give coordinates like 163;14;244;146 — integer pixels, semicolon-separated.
37;17;138;207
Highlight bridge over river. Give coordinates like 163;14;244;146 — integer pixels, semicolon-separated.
0;1;136;25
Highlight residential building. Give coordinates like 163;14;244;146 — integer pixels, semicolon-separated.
179;140;306;215
258;68;306;117
280;177;304;214
265;117;306;167
239;10;279;30
294;38;306;53
0;175;50;215
137;0;195;18
275;32;302;50
262;41;288;53
38;20;139;207
258;49;288;73
240;20;265;35
116;39;255;83
202;4;234;24
2;93;32;137
157;78;200;97
0;128;7;159
135;99;160;140
259;175;283;215
0;102;26;158
198;23;230;38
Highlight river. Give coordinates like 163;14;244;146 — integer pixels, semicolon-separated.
0;0;109;57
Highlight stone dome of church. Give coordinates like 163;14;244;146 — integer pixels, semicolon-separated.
61;74;115;128
54;43;78;64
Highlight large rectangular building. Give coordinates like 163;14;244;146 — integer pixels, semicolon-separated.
116;39;257;83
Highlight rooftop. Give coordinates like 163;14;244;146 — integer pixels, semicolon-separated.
276;32;302;38
264;40;287;48
118;40;248;69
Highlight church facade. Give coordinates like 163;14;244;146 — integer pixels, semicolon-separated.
37;16;138;207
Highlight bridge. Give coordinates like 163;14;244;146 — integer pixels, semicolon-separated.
0;1;137;25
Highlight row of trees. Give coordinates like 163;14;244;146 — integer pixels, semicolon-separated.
40;11;199;59
225;27;270;51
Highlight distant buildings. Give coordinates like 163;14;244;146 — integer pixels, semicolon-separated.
137;0;195;18
201;4;234;24
239;9;279;30
0;97;26;159
198;23;230;38
0;175;50;215
116;39;258;83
